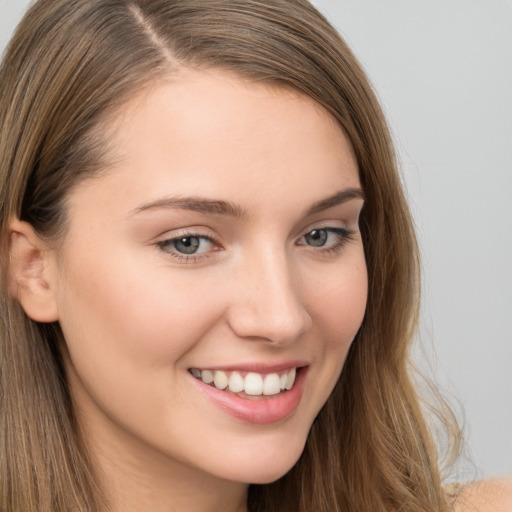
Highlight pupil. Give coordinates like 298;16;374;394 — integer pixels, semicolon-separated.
175;237;200;254
306;229;327;247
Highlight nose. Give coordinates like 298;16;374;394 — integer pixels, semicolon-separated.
226;250;312;345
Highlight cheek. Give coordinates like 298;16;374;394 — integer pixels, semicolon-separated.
55;247;225;374
311;258;368;349
54;249;231;444
302;253;367;402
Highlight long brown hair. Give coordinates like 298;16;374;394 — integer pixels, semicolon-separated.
0;1;460;510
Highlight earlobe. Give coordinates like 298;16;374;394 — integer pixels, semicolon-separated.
8;219;59;323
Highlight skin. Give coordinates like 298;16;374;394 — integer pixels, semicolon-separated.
454;478;512;512
16;68;368;512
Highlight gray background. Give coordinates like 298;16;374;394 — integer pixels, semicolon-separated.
2;0;511;479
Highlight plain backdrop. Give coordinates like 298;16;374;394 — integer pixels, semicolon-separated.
1;0;511;480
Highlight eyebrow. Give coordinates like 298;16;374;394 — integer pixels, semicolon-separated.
305;187;365;215
131;187;364;218
132;196;247;217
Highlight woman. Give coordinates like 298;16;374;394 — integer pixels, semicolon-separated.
0;1;510;511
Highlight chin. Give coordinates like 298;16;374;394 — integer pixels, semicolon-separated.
247;463;299;485
217;432;308;485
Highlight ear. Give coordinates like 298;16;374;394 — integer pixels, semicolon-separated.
8;219;59;323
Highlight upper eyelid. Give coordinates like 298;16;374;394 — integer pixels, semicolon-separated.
155;224;352;242
297;222;353;237
157;233;218;250
153;212;359;239
155;227;217;242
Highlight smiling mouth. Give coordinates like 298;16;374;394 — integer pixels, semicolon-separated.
189;367;298;397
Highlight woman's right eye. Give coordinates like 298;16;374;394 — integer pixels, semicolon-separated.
157;234;217;261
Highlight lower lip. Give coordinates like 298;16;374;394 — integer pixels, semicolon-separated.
193;368;307;425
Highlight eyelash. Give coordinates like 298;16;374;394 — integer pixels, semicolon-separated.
297;227;356;256
156;232;219;263
156;226;356;263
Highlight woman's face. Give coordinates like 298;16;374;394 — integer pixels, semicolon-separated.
51;69;367;486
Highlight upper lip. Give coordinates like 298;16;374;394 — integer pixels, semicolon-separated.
189;360;309;374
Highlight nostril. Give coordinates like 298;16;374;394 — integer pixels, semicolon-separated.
227;305;312;345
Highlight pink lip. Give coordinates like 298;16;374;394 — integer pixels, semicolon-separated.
192;360;309;374
193;367;308;425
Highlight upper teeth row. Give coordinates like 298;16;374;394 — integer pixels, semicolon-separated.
191;368;297;396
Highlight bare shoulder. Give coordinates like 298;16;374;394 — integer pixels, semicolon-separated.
453;477;512;512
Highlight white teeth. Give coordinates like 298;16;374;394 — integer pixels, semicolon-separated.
201;370;214;384
263;373;281;395
192;367;299;396
228;372;244;393
244;372;263;395
285;368;296;390
213;370;228;390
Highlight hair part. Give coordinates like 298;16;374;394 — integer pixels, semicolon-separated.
0;1;460;511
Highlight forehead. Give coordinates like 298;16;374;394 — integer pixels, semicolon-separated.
67;68;360;221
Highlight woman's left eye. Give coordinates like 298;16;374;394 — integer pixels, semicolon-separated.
298;227;355;252
157;234;216;259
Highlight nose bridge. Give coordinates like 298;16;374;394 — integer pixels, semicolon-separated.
228;245;312;344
